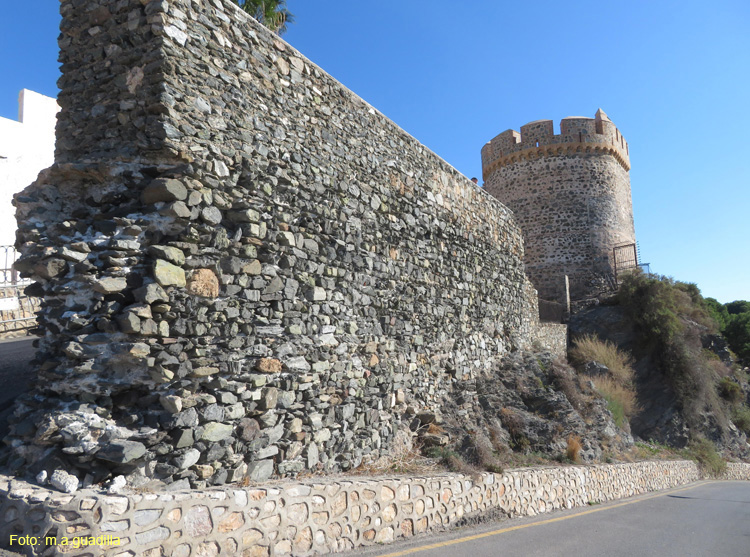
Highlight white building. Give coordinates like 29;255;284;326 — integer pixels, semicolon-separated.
0;89;59;248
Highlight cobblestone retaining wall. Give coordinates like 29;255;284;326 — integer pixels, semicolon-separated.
6;0;559;488
0;460;705;556
724;462;750;480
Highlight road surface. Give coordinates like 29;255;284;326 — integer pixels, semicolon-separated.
353;481;750;557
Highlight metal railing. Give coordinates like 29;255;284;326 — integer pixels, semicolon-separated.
0;245;39;335
612;243;638;282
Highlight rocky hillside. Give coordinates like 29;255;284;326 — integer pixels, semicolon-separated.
412;351;633;471
424;272;750;472
569;273;750;459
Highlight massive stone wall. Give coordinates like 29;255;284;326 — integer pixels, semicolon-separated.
0;460;710;556
481;111;636;302
5;0;559;489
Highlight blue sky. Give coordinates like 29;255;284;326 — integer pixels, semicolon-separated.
1;0;748;303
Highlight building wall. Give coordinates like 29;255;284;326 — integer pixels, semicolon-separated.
0;90;59;247
481;112;636;302
7;0;556;488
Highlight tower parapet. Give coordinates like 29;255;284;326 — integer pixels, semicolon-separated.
481;110;636;302
481;109;630;181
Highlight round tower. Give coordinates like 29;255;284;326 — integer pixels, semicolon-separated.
481;109;636;302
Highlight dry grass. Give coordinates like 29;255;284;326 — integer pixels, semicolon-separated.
499;407;530;451
488;423;507;452
686;437;727;477
467;433;505;474
718;377;744;404
732;405;750;435
351;445;441;476
703;350;731;378
591;376;638;428
629;441;683;461
549;359;586;410
570;334;635;386
499;407;524;438
566;435;582;463
570;335;638;429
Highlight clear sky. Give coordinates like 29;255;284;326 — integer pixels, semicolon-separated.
1;0;748;303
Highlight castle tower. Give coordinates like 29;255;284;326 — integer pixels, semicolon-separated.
481;109;636;302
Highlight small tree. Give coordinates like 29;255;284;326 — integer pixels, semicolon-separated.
725;312;750;363
234;0;294;35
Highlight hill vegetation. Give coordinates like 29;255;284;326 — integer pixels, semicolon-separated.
705;298;750;365
570;271;749;463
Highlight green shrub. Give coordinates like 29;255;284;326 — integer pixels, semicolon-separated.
732;406;750;435
718;377;744;404
618;273;685;344
617;272;733;434
726;301;750;315
703;298;750;365
426;447;477;475
593;377;637;428
724;312;750;363
705;297;730;330
618;272;718;340
686;437;726;478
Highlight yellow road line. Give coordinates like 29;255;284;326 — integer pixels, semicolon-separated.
377;481;706;557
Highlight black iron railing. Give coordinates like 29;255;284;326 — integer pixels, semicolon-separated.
0;245;39;334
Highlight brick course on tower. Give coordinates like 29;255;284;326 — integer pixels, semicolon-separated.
481;109;636;302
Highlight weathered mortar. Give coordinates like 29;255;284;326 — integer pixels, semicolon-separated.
481;110;636;302
5;0;561;489
0;460;721;556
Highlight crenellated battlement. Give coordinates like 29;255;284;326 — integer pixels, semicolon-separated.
481;108;636;303
481;109;630;179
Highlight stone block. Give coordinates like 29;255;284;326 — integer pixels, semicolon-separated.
96;441;146;464
141;178;188;203
174;448;201;470
187;268;220;298
33;258;67;279
134;282;169;304
184;505;213;537
149;245;186;265
247;459;274;482
49;470;79;494
256;358;282;373
94;277;128;294
154;259;186;287
200;423;233;442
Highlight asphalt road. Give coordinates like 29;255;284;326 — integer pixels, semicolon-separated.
353;481;750;557
0;336;37;438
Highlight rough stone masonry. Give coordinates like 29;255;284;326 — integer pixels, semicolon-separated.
3;0;564;489
482;110;636;302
